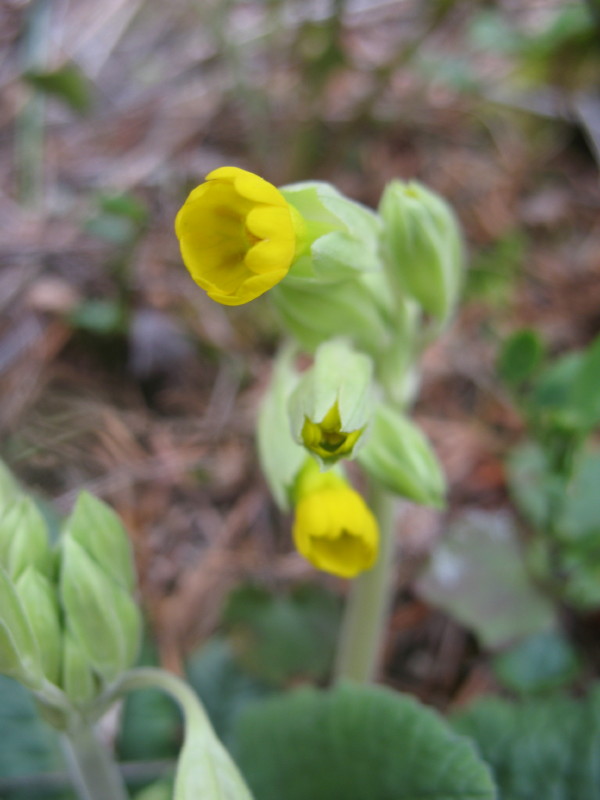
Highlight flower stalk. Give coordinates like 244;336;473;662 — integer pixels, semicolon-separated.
334;481;396;684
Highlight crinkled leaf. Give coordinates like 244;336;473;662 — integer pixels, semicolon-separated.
452;685;600;800
492;630;581;695
235;683;496;800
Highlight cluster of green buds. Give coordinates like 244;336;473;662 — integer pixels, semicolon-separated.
176;165;463;580
0;465;141;720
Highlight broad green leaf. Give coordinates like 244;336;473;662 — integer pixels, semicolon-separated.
417;510;555;648
223;583;341;687
0;675;63;800
492;630;580;694
235;683;496;800
497;329;545;388
452;685;600;800
24;62;92;113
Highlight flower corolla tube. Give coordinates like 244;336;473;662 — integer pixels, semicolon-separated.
292;465;378;579
175;166;301;305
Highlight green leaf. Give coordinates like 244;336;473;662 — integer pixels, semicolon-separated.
24;62;92;114
0;675;63;799
417;511;555;648
452;685;600;800
119;686;181;760
492;630;581;695
222;583;341;687
68;300;127;336
497;329;545;388
570;334;600;430
185;637;273;749
235;683;496;800
506;442;554;529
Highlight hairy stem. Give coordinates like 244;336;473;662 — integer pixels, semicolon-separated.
60;724;129;800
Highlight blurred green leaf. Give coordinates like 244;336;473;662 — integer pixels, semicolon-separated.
492;630;581;695
468;10;524;55
119;686;181;761
68;299;127;336
84;214;139;245
570;334;600;430
452;685;600;799
506;442;554;530
498;329;545;389
0;675;65;800
417;510;555;648
235;683;496;800
185;637;273;749
465;232;525;304
222;583;341;687
97;193;148;223
561;449;600;540
23;62;92;114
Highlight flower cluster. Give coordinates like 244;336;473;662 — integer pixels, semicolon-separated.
176;166;462;579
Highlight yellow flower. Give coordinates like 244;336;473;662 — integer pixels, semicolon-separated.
301;402;364;463
175;166;300;306
292;468;378;579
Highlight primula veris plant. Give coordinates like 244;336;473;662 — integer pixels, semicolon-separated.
175;166;303;305
292;460;379;579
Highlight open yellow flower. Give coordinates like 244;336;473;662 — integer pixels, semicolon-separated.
292;466;378;579
175;166;300;306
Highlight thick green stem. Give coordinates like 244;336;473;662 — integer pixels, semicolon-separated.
60;723;129;800
334;483;396;683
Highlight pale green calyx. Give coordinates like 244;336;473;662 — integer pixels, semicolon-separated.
63;491;136;591
357;404;446;508
0;496;53;581
281;181;382;282
60;535;141;683
16;567;62;686
257;345;306;511
0;566;44;690
379;179;463;321
288;339;374;467
61;628;98;708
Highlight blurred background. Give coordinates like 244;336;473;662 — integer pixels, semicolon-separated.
1;0;599;794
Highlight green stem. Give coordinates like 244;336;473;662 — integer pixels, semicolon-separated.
60;723;129;800
334;482;396;683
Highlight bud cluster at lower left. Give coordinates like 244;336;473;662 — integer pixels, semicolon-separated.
0;463;141;712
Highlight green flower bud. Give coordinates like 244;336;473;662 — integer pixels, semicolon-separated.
379;180;463;320
270;274;392;356
288;340;374;467
61;629;98;707
257;346;306;511
0;496;52;581
0;566;44;689
60;536;141;683
357;404;446;507
64;491;135;591
15;567;62;686
281;181;382;282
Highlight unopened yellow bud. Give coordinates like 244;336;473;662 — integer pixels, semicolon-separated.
292;460;378;579
175;166;304;306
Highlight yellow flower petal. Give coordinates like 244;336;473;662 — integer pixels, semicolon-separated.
292;484;378;579
175;166;298;305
